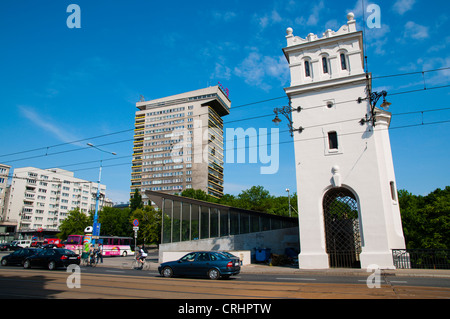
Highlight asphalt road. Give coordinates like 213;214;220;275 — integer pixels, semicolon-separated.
1;250;450;300
1;264;449;300
74;264;450;289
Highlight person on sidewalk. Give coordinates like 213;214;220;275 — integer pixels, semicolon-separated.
96;243;103;263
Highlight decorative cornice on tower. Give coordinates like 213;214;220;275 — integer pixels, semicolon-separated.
286;12;357;47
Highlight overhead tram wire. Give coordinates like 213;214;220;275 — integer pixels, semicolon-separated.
0;69;446;157
0;65;447;160
0;128;134;159
2;113;448;183
371;67;450;80
1;68;448;162
2;103;450;166
2;118;448;188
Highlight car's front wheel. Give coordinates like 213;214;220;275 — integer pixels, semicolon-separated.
1;259;7;266
162;266;173;278
23;260;31;269
208;268;220;280
48;261;56;270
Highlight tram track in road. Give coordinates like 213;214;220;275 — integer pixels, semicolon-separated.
1;268;449;299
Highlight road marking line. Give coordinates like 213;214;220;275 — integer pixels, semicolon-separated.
276;277;317;281
105;270;125;273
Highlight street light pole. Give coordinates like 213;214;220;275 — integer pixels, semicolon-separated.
87;143;116;245
286;188;291;217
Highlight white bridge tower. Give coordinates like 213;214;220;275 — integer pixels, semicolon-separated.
282;13;406;269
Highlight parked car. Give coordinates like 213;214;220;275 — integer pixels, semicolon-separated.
1;248;42;266
23;248;80;270
158;251;240;280
43;238;64;248
15;240;32;248
1;243;15;251
41;244;61;249
0;243;22;251
30;241;44;248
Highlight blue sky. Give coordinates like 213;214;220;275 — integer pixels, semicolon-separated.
0;0;449;203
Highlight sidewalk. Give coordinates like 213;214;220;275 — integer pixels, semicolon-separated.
97;255;450;278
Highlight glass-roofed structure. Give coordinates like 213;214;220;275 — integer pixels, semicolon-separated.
145;190;298;245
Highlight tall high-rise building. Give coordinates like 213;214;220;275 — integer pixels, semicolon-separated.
131;86;231;200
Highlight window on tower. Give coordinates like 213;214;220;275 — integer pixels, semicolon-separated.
322;57;329;74
340;53;347;70
328;131;338;150
305;60;311;77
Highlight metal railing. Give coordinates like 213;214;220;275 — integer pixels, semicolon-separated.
392;249;450;269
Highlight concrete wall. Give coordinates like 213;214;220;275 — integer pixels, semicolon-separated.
158;227;299;264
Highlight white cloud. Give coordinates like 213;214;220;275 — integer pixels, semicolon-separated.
234;51;289;91
404;21;429;40
393;0;416;15
253;10;283;29
306;0;325;26
211;62;232;81
365;24;391;55
212;11;237;22
18;105;82;146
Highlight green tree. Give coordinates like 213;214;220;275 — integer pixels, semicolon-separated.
178;186;298;217
130;206;161;245
399;187;450;249
57;208;90;240
180;189;217;203
98;207;133;237
130;189;143;212
235;185;273;212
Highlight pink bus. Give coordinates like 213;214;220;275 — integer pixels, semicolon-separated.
65;235;134;257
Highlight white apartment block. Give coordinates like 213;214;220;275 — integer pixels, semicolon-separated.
5;167;106;233
0;164;11;220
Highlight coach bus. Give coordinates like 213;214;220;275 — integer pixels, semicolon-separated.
65;235;134;257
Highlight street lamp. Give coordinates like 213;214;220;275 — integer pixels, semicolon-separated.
286;188;291;217
272;103;303;137
358;90;391;126
87;143;116;245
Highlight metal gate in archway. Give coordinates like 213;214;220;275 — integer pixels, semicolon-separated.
323;187;362;268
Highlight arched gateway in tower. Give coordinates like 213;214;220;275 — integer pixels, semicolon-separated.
283;13;406;269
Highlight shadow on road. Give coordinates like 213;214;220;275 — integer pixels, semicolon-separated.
0;272;64;299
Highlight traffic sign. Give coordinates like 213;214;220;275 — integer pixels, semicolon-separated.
133;219;139;226
133;226;139;231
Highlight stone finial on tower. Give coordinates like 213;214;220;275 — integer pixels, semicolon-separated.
347;12;355;21
347;12;356;32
